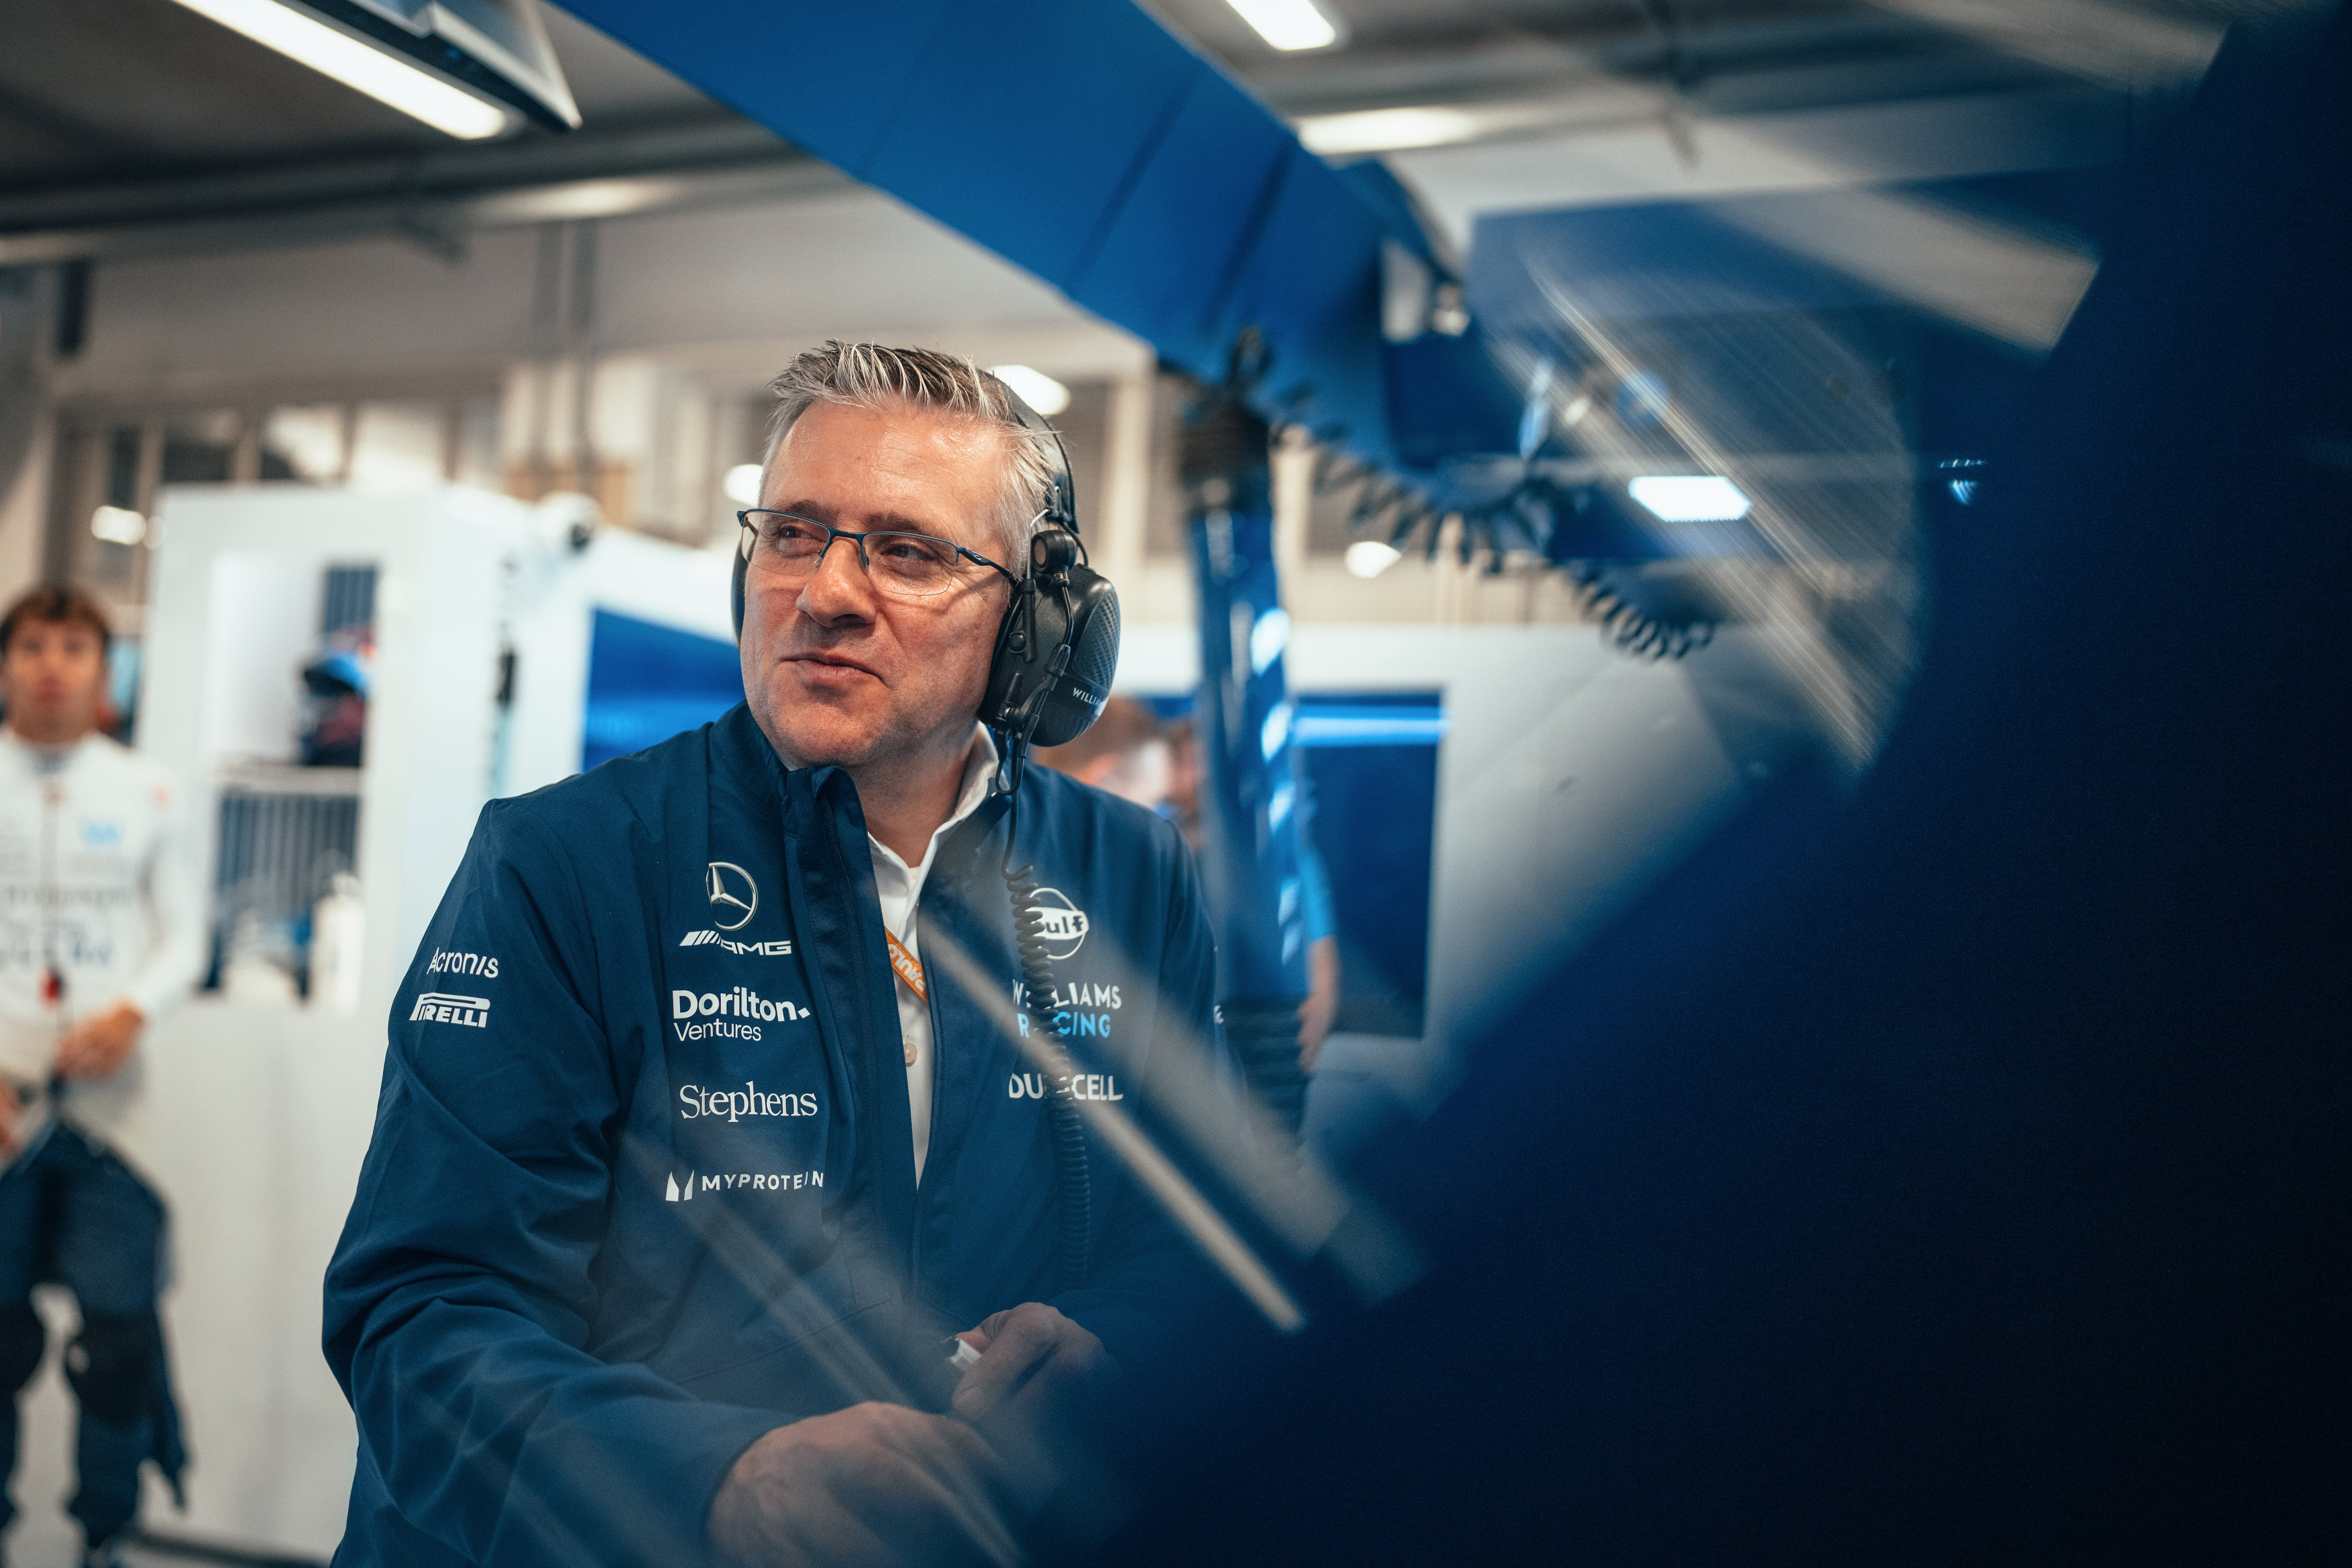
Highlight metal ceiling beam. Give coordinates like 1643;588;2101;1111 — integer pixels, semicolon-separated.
0;111;835;264
1240;7;1946;115
1866;0;2226;87
0;81;163;165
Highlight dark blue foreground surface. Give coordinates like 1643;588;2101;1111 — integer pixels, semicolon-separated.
1089;10;2352;1563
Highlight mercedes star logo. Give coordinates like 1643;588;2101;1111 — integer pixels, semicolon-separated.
706;861;758;930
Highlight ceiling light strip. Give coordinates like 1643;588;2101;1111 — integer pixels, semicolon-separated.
1226;0;1342;53
165;0;509;140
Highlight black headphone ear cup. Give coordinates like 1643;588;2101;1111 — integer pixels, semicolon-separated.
1025;570;1120;749
1065;578;1120;704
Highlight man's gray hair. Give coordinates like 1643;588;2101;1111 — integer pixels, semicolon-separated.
763;341;1059;568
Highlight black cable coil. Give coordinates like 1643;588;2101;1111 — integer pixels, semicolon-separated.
1559;560;1716;660
1004;859;1093;1294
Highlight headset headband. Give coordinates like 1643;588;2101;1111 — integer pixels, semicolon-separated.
984;371;1079;542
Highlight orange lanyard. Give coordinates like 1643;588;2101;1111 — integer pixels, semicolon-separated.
883;929;928;1005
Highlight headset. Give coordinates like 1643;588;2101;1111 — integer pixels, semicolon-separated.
730;371;1116;1292
729;378;1121;778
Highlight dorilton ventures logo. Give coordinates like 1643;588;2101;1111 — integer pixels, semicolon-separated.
673;987;807;1027
706;861;757;930
410;992;490;1027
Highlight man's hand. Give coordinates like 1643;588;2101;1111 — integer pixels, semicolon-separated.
53;1001;143;1081
709;1402;1014;1568
950;1302;1116;1495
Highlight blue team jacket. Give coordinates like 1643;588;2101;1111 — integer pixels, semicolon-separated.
323;704;1220;1567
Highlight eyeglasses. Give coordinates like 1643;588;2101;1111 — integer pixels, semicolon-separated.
735;509;1015;603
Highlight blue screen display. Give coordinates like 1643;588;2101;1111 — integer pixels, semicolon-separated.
582;610;744;772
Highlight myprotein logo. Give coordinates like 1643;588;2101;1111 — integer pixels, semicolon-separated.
665;1168;825;1202
706;862;757;930
679;930;792;956
410;992;490;1028
1032;887;1089;960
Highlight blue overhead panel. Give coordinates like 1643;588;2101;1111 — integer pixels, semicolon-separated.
564;0;1399;464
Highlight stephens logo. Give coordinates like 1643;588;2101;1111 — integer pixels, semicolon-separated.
676;1082;820;1121
706;862;757;930
410;992;490;1027
1032;887;1089;960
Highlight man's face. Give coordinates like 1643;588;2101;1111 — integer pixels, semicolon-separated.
0;619;107;745
742;400;1015;776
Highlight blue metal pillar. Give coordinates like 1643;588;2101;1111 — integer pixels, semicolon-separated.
1182;382;1309;1132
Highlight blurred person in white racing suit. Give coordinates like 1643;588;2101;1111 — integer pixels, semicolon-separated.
0;586;200;1568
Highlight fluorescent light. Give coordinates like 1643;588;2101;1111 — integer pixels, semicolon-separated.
989;365;1071;417
1629;476;1753;524
165;0;509;140
1293;705;1449;745
475;176;691;224
1344;540;1402;578
90;506;147;546
1298;106;1481;157
1295;97;1594;156
1228;0;1341;52
723;463;765;506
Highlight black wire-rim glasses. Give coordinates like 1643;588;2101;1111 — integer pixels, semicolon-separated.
735;509;1017;603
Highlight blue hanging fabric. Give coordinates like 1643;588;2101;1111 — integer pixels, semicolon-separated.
562;0;1407;469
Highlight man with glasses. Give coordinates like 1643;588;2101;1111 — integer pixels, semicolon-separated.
326;344;1224;1568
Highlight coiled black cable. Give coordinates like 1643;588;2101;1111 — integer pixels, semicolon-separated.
1559;560;1717;660
1001;797;1092;1294
1310;445;1718;662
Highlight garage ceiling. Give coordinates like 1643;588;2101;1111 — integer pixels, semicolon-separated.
0;2;716;191
0;0;2309;263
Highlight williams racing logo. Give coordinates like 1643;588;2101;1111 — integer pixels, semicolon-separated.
410;992;490;1028
1031;887;1089;961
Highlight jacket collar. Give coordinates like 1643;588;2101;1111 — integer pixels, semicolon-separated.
711;703;1013;854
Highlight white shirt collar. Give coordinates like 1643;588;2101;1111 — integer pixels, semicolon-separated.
867;725;1000;898
0;728;93;775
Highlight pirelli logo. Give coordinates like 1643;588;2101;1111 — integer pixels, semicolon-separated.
410;992;490;1028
